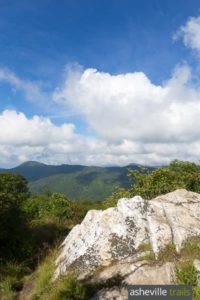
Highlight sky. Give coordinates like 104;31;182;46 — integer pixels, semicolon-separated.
1;0;200;167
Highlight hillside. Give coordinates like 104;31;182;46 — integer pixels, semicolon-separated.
0;161;154;201
1;161;200;300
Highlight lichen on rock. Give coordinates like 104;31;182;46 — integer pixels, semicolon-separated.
54;189;200;282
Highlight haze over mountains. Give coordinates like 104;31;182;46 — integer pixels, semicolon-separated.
0;161;154;201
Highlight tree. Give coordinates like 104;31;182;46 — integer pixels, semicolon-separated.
128;160;200;199
0;173;29;204
23;193;74;221
0;174;30;261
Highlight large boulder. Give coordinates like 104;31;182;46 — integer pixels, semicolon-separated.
54;189;200;281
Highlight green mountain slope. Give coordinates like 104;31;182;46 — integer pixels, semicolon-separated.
0;161;86;181
29;166;130;201
0;161;154;201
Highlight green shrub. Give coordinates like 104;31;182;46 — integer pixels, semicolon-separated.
0;173;30;204
176;263;198;285
0;192;32;261
23;193;74;222
103;187;131;208
128;160;200;199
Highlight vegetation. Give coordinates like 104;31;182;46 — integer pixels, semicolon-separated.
30;250;123;300
0;174;31;261
1;160;200;299
0;172;107;300
0;161;145;201
176;263;198;285
128;160;200;199
29;168;130;201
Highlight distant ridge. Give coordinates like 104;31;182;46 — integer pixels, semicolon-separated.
19;161;47;167
0;161;154;201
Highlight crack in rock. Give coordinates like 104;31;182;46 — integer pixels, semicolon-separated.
54;189;200;280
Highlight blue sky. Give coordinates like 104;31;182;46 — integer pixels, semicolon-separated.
1;1;199;82
1;0;200;167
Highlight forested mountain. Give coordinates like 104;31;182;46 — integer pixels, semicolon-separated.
0;161;154;200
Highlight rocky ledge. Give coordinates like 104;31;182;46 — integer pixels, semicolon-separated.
54;189;200;289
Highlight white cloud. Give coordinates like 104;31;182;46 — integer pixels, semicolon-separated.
1;109;199;168
174;16;200;52
53;64;200;145
0;110;81;167
1;62;200;167
0;110;76;146
2;15;200;167
0;68;47;104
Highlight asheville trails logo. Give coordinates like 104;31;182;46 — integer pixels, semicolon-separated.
128;285;192;299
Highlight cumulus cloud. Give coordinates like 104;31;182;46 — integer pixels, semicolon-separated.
2;15;200;167
53;64;200;146
174;16;200;52
2;62;200;167
1;109;199;168
0;110;75;146
0;110;80;167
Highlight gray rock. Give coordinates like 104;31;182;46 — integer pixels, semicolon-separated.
54;189;200;281
90;287;128;300
89;262;175;300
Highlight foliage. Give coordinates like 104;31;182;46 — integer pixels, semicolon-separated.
0;174;31;261
0;173;29;204
176;263;198;285
70;200;104;225
29;166;133;201
128;160;200;199
32;270;123;300
23;193;74;221
1;161;200;299
193;287;200;300
0;262;30;300
103;187;132;208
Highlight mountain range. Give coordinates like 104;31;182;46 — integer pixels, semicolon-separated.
0;161;154;201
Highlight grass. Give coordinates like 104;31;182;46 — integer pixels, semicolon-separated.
0;278;17;300
30;250;55;300
176;262;198;285
136;238;200;300
29;252;124;300
138;242;152;252
0;261;30;300
44;275;87;300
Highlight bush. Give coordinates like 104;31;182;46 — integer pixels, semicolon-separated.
103;187;131;208
0;192;31;261
0;173;29;204
128;160;200;199
176;263;198;285
23;193;74;222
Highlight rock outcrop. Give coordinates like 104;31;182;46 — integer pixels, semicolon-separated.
55;189;200;283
